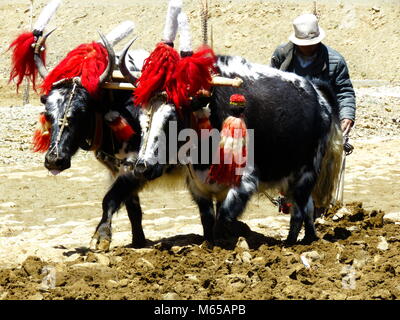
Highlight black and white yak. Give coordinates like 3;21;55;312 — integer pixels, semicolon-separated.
22;32;155;250
114;53;344;245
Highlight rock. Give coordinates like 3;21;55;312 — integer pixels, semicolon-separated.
136;257;155;270
241;251;252;264
377;236;389;251
301;251;323;264
235;237;249;251
22;256;45;277
184;274;200;283
352;250;370;269
383;212;400;224
163;292;181;300
372;289;392;300
251;257;266;266
94;253;111;266
333;207;350;221
106;280;119;289
28;293;44;300
119;279;129;287
367;210;384;227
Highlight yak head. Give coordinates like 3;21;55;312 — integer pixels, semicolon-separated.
34;33;115;174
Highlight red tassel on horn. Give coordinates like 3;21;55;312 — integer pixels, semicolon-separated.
207;94;248;187
32;113;51;152
9;31;46;92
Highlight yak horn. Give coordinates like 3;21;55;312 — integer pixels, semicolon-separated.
98;31;116;85
118;36;139;85
33;27;57;79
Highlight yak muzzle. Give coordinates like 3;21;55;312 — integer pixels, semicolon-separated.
44;152;71;175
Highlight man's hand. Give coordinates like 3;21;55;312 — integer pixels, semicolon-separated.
341;119;354;135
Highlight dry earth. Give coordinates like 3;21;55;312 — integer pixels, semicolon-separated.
0;0;400;300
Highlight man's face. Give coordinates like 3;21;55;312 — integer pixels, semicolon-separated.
296;44;320;57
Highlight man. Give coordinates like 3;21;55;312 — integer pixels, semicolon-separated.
271;13;356;134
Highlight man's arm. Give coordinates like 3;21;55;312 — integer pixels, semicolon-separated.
333;58;356;133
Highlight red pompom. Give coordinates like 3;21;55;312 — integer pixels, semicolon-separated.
107;116;136;141
32;112;51;152
172;46;216;108
230;94;246;105
9;31;46;92
207;116;248;187
41;42;108;96
134;42;181;107
134;43;216;109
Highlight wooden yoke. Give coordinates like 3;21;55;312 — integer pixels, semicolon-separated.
102;70;243;91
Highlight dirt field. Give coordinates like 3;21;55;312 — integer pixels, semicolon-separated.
0;0;400;300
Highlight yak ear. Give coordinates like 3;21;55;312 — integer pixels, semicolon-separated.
40;94;48;104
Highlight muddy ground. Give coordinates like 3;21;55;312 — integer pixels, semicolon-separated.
0;0;400;300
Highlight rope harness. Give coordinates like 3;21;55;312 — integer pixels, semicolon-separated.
48;77;81;157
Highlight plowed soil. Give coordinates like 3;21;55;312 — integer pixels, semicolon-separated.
0;0;399;300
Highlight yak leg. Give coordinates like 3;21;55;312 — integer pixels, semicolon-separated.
90;173;144;251
188;187;215;242
125;194;146;248
286;170;318;244
214;171;258;240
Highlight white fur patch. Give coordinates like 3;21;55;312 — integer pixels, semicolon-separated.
138;101;175;163
217;56;308;89
46;89;66;120
163;0;182;43
178;12;192;52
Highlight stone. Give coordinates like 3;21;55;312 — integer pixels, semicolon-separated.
241;251;252;264
163;292;181;300
235;237;249;251
94;253;111;266
372;289;392;300
136;257;155;270
119;279;129;287
383;212;400;224
377;236;389;251
106;280;119;289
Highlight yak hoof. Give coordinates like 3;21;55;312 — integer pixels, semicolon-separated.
214;219;251;240
97;238;111;252
132;237;146;249
89;232;111;252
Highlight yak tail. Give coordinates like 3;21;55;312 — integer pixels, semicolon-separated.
312;119;344;208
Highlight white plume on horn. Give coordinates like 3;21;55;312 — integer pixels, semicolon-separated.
33;0;62;32
105;21;135;47
177;12;192;52
162;0;182;43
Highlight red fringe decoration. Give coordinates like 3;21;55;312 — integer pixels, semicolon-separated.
172;46;216;108
207;116;248;187
108;116;136;141
41;42;108;96
33;113;51;152
134;42;180;107
9;31;46;92
134;43;216;109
